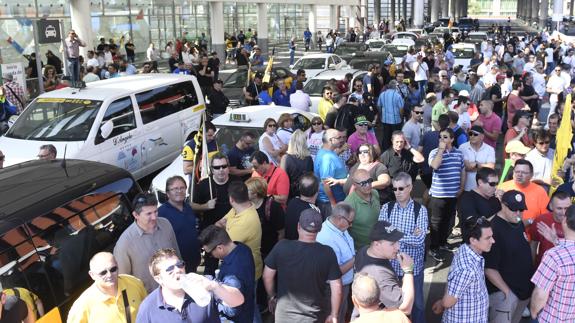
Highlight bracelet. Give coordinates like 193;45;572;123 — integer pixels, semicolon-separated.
403;268;414;275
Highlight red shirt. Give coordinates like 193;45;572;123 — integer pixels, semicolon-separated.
252;164;290;202
529;212;565;266
506;93;526;129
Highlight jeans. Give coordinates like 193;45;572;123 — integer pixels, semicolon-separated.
545;61;556;75
429;197;457;250
289;50;295;65
67;57;80;82
412;273;425;323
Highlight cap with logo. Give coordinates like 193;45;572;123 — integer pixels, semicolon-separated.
299;208;323;233
369;220;404;242
501;190;527;211
355;115;370;125
505;140;531;154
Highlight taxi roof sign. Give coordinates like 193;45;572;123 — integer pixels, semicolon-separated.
229;113;251;122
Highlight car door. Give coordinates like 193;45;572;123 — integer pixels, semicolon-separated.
93;96;145;178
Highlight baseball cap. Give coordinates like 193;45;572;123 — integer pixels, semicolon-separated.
505;140;531;154
299;208;323;233
458;90;470;97
369;221;404;242
501;190;527;211
469;125;484;134
355;115;370;125
425;92;437;99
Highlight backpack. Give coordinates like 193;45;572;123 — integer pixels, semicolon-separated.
383;200;423;228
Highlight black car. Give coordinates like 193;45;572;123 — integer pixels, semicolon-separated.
458;17;476;33
347;51;394;70
334;42;369;61
222;66;295;108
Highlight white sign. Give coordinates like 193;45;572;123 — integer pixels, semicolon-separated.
1;62;27;96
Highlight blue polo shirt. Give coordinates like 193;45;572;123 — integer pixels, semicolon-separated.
217;242;255;323
316;220;355;285
272;89;290;106
136;287;220;323
314;149;347;203
158;202;201;270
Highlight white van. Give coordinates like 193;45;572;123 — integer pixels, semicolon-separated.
0;74;205;179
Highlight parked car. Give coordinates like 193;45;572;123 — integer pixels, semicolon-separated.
392;32;419;41
452;43;476;72
382;44;411;65
289;53;348;80
0;74;204;179
303;69;367;113
365;39;389;51
347;51;395;71
334;42;369;61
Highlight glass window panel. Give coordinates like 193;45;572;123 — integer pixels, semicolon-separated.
0;1;37;18
36;0;69;17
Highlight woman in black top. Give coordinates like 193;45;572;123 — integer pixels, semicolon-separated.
280;129;314;199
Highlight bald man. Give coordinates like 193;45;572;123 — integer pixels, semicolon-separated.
351;273;410;323
67;252;147;323
315;128;348;218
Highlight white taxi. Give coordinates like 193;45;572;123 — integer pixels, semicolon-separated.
0;74;205;179
289;53;348;80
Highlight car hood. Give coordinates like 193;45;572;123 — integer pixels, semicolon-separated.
0;136;84;167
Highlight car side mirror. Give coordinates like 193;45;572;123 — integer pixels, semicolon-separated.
328;63;336;69
100;120;114;140
289;64;294;69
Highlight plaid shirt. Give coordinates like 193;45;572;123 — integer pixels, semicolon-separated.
531;239;575;323
2;81;25;112
443;244;489;323
378;199;428;276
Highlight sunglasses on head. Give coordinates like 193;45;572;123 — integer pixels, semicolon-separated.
97;266;118;277
165;260;185;273
465;215;488;231
355;178;373;187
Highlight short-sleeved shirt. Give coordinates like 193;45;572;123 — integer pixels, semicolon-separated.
344;190;381;250
68;275;147;323
483;216;534;300
402;120;423;148
478;113;502;148
251;164;290;202
284;198;317;240
136;287;220;323
224;206;263;279
458;142;496;191
525;148;554;183
380;148;419;180
314;149;347;203
442;244;489;323
193;178;231;228
351;309;410;323
354;246;403;309
529;212;565;266
506;94;527;129
0;295;28;323
227;145;255;181
158;202;201;271
419;130;440;175
428;148;465;198
316;220;356;285
531;240;575;323
457;190;501;221
498;180;549;226
182;139;219;162
113;219;180;292
254;197;285;256
431;101;448;122
265;240;342;323
217;242;255;322
347;131;378;153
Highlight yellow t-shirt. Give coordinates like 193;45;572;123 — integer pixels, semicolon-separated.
224;207;263;280
352;309;410;323
318;98;334;121
67;274;147;323
4;288;41;319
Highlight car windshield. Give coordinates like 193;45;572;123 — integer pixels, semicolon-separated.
223;71;248;88
303;79;330;96
368;41;386;49
395;34;416;40
5;98;103;141
335;46;362;56
382;45;409;57
349;59;376;70
459;18;473;25
293;58;326;69
468;34;486;41
453;48;475;59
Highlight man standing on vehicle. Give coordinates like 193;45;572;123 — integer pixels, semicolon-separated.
114;193;180;292
63;29;86;83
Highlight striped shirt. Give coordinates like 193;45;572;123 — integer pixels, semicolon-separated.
378;199;428;276
443;244;489;323
428;148;464;198
531;239;575;323
377;89;404;124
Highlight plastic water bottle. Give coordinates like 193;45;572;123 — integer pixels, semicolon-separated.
180;273;212;307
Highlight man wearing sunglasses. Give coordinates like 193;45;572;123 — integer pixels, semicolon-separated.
344;169;381;250
68;252;147;323
114;193;180;292
137;248;244;322
402;104;424;149
483;190;534;323
525;129;554;186
459;125;495;192
458;167;502;228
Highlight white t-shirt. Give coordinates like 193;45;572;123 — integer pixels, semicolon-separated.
459;142;496;191
545;48;554;63
457;112;471;131
533;72;547;98
547;74;566;94
525;148;554;183
258;132;284;165
307;131;324;160
414;61;428;81
86;58;99;68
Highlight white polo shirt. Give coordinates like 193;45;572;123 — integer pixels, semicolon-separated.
459;141;496;191
525;148;554;183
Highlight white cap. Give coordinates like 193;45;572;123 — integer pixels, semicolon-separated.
458;90;470;97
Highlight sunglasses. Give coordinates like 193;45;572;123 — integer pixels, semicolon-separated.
487;182;498;187
355;178;373;187
267;124;277;128
357;123;369;127
413;111;424;115
341;217;353;226
392;184;411;191
97;266;118;277
165;260;185;273
312;122;323;126
325;92;333;95
212;164;228;170
358;149;370;155
537;141;550;145
469;132;481;137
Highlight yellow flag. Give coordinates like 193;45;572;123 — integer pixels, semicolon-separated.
262;56;274;84
37;307;62;323
550;93;573;195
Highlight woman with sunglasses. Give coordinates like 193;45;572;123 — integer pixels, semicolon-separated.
258;118;287;166
280;129;314;199
307;116;324;160
344;143;391;204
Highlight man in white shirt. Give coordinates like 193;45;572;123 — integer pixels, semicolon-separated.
459;125;496;191
525;130;554;186
532;64;547;99
86;50;100;68
563;50;575;75
523;55;537;74
289;81;312;112
544;44;555;74
546;66;566;119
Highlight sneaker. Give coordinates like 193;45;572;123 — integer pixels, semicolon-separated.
429;249;444;262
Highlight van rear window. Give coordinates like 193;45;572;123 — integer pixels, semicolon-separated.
5;99;103;141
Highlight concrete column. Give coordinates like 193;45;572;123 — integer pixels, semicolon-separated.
402;0;407;25
431;0;441;24
209;2;225;61
532;0;540;25
308;5;317;35
493;0;501;16
330;5;338;31
571;0;574;17
540;0;548;28
350;5;361;29
257;3;268;56
441;0;449;18
552;0;563;30
413;0;425;27
70;0;93;59
374;0;381;27
450;0;457;19
525;0;532;23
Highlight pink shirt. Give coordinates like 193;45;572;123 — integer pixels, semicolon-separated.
506;94;526;129
479;112;502;148
347;131;378;152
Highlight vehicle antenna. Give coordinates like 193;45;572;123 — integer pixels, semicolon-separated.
60;144;69;177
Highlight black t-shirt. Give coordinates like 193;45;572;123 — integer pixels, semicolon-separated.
193;178;231;228
490;84;503;116
483;216;534;300
196;65;214;89
255;196;285;256
245;82;262;105
325;110;338;129
283;155;314;199
353;103;378;126
96;43;106;52
0;295;28;323
379;148;419;180
458;190;501;222
207;89;229;115
265;240;341;323
236;54;249;67
354;246;403;308
227;145;255;182
168;57;178;72
285;198;315;240
125;42;135;57
520;84;538;113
